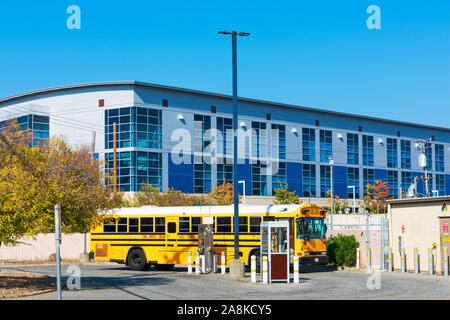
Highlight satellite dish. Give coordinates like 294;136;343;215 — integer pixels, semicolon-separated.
418;153;427;168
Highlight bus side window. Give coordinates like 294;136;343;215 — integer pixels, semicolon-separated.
191;217;201;233
263;216;275;222
103;218;116;233
129;218;139;233
250;217;261;233
179;217;190;233
140;217;153;233
155;217;165;233
239;217;248;233
117;218;127;233
217;217;232;233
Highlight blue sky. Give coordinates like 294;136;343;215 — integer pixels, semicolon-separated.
0;1;448;128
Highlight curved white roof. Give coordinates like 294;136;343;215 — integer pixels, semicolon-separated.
106;204;307;216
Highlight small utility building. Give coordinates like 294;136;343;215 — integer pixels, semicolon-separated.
388;196;450;274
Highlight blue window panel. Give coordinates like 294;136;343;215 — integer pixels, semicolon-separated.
445;175;450;196
168;155;193;193
333;166;348;199
287;162;302;196
375;169;387;183
412;172;425;196
238;158;252;196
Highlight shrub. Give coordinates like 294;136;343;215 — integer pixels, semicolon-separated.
326;234;359;267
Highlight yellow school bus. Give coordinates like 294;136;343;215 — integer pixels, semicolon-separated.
89;204;328;271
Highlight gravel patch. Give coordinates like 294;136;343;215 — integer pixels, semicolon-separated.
0;270;56;299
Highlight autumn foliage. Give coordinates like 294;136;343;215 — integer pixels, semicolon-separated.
0;123;122;246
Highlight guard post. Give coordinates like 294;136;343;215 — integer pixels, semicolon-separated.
260;220;290;283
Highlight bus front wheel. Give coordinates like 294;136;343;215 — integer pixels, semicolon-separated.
127;248;150;271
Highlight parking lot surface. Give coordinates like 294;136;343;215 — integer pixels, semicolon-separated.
2;263;449;300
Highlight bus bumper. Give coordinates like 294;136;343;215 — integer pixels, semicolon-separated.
300;255;328;265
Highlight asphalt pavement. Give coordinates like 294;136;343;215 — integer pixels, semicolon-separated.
2;263;449;300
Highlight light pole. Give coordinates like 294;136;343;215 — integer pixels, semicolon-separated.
328;157;333;229
348;185;356;214
238;180;246;204
219;31;250;264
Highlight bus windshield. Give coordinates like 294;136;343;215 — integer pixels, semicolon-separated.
296;217;327;239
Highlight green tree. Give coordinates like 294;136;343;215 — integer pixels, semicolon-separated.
0;123;121;246
273;182;301;204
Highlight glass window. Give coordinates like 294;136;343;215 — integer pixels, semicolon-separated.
179;217;190;233
271;124;286;160
387;138;398;168
436;174;445;196
363;135;374;166
303;164;316;197
347;167;360;199
363;168;375;195
320;130;332;162
103;218;116;233
250;217;261;233
302;128;315;161
140;217;153;232
252;121;267;158
129;218;139;233
155;217;165;233
347;133;359;165
217;117;233;156
401;171;412;196
387;170;399;199
320;165;331;198
191;217;202;233
272;161;286;194
239;217;248;233
105;107;162;150
435;144;444;172
296;217;326;239
425;143;432;170
401;140;411;169
252;160;268;196
105;151;162;192
216;217;232;233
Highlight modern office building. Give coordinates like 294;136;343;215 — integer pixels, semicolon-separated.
0;81;449;200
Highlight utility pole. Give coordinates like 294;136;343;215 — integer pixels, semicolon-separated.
54;204;62;300
415;138;432;197
219;30;250;279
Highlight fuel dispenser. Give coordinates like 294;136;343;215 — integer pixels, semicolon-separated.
198;223;214;273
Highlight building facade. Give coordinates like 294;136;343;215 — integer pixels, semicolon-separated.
0;81;449;200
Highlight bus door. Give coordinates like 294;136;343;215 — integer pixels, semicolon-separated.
165;217;178;248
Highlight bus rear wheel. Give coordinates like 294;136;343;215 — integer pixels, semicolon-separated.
154;264;175;271
127;249;150;271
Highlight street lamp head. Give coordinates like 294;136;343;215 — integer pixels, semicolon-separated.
218;31;250;36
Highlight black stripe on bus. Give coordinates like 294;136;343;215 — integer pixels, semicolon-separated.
91;238;259;243
109;243;259;248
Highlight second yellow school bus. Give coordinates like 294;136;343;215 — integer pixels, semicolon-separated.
89;204;328;271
